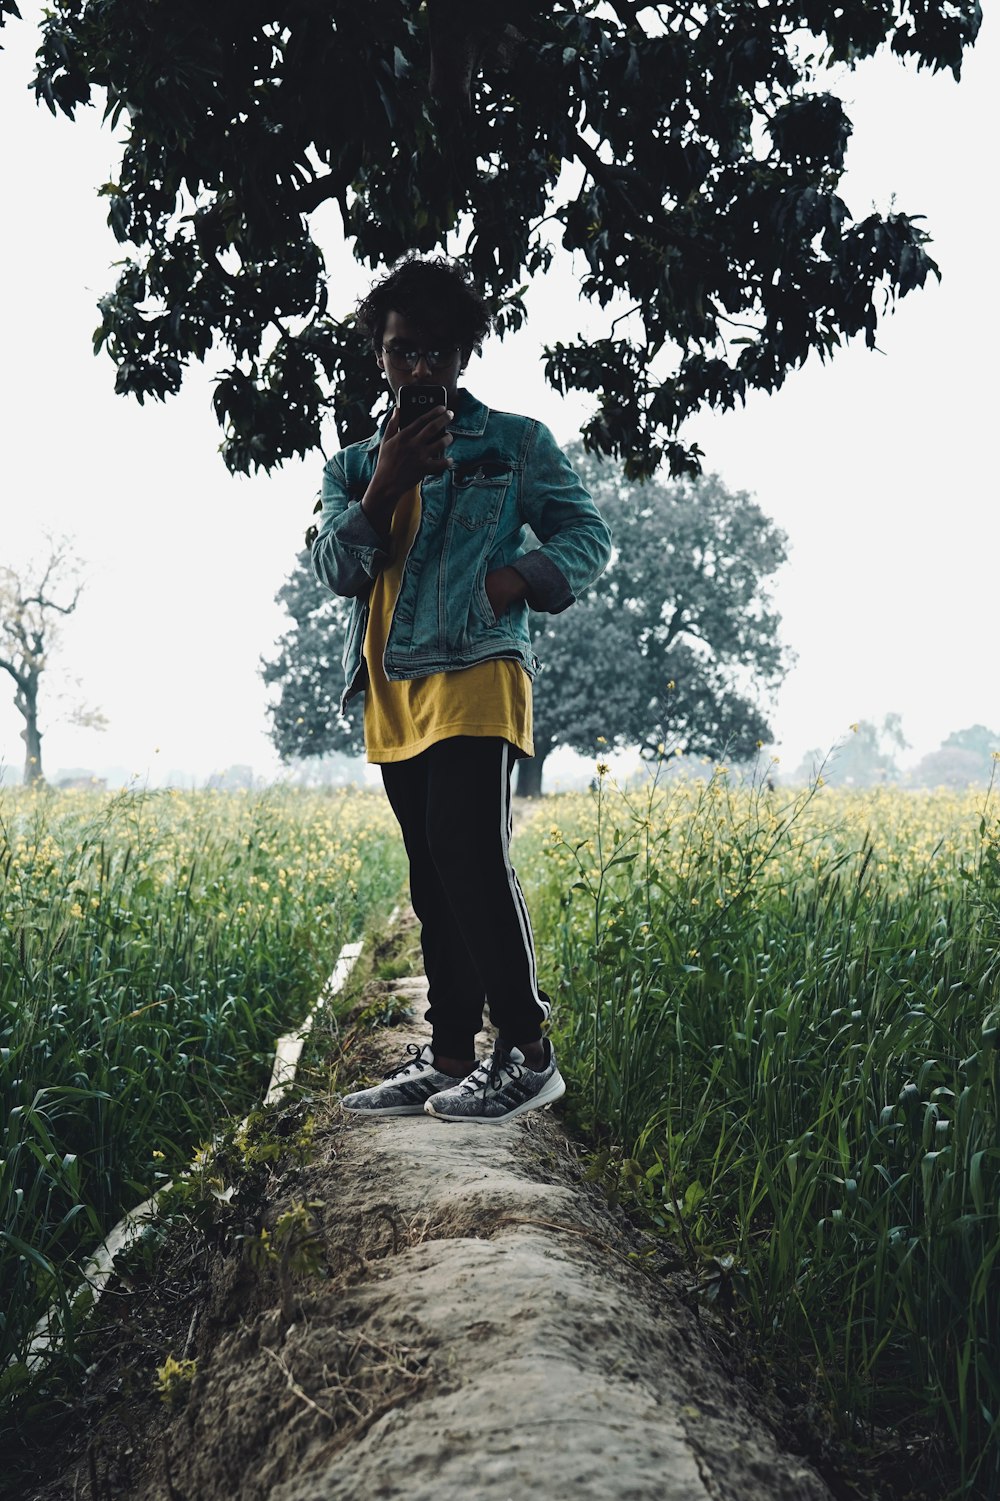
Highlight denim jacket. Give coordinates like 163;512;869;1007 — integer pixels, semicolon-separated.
311;389;613;715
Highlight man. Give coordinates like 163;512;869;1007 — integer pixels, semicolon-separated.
312;253;611;1123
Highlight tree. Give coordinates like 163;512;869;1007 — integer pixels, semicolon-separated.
792;713;908;786
205;764;256;791
2;1;980;478
260;551;364;763
941;724;1000;761
279;752;367;789
910;723;1000;788
0;539;107;787
517;450;790;793
262;451;790;796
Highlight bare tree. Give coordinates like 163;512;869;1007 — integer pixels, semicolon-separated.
0;539;107;786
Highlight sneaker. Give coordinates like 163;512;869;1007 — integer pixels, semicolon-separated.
424;1038;565;1124
340;1042;455;1116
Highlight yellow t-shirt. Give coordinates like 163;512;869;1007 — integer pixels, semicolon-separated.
363;486;534;765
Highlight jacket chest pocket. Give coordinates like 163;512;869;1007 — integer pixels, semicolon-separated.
450;463;513;529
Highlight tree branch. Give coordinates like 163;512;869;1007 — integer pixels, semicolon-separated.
607;0;642;29
571;130;695;255
663;601;685;647
427;0;491;121
19;584;82;616
608;0;680;30
610;302;642;335
1;615;30;654
0;653;28;692
292;169;354;217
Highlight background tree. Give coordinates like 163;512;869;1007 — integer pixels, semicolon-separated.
0;1;980;478
791;712;908;786
0;539;107;787
279;751;366;789
262;451;789;797
518;450;790;793
910;723;1000;788
260;554;364;764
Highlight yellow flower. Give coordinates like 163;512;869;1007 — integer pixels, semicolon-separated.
596;735;607;744
596;762;609;777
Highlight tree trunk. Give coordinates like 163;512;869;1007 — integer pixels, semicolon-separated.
514;751;547;798
19;681;43;786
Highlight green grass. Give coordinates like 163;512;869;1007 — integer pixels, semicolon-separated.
7;768;1000;1497
516;768;1000;1499
0;783;405;1397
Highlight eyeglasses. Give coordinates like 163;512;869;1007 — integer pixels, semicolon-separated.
381;344;460;372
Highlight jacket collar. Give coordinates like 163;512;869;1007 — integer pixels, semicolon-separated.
362;387;490;451
447;388;490;436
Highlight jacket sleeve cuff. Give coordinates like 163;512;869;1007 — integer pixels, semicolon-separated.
511;552;574;614
338;500;390;574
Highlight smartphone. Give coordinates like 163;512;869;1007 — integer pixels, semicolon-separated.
398;384;448;428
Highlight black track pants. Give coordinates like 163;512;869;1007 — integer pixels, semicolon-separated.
380;736;550;1059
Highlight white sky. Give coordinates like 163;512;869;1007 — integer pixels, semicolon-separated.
0;7;996;787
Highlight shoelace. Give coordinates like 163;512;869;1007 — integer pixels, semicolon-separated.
459;1041;522;1096
382;1043;431;1080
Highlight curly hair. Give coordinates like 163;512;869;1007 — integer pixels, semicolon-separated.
355;254;493;362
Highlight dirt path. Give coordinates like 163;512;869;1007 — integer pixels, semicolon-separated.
178;993;832;1501
18;972;836;1501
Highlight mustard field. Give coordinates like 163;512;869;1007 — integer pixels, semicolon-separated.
2;774;998;1495
517;770;1000;1499
0;784;405;1396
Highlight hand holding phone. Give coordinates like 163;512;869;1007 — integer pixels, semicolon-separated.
398;383;449;428
362;388;454;534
